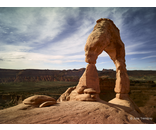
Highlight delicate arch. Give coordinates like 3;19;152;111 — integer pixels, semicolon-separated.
85;18;130;98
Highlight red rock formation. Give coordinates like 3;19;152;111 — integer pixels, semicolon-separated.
57;64;101;102
85;18;130;98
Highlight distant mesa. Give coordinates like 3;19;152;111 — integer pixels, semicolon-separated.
102;69;114;72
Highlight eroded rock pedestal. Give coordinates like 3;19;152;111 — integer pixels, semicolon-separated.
57;64;101;102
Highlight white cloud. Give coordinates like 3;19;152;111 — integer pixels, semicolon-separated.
126;51;153;55
97;61;108;64
65;59;84;63
65;55;85;59
0;50;86;69
141;55;156;59
125;42;145;50
0;44;33;52
44;18;94;56
131;58;137;60
125;41;154;56
0;8;77;47
127;67;138;70
0;51;64;63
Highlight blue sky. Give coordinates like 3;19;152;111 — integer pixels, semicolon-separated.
0;7;156;70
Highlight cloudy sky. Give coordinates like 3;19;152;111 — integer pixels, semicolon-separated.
0;7;156;70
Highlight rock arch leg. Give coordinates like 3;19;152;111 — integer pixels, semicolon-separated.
114;58;130;98
104;45;130;99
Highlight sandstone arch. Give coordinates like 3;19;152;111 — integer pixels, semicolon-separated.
58;18;130;102
84;18;130;99
85;18;130;98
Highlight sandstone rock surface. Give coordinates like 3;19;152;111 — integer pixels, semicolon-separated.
57;64;100;102
23;95;56;107
0;101;154;124
69;64;100;101
39;101;57;108
57;86;76;102
76;64;100;94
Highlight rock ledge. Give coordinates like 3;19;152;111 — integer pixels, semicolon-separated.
0;100;154;124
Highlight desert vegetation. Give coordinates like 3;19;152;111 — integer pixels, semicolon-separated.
0;81;77;109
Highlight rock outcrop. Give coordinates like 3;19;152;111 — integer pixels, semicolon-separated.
65;64;101;101
0;100;154;124
85;18;130;98
23;95;56;107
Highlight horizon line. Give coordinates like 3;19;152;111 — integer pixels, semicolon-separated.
0;68;156;71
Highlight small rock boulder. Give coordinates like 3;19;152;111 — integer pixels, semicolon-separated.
23;95;56;106
84;88;97;94
39;101;57;108
57;86;76;102
75;94;96;101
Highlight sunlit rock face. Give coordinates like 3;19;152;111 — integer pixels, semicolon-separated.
58;18;130;102
85;18;130;97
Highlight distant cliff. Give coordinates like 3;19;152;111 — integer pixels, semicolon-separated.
1;68;156;83
0;68;86;83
